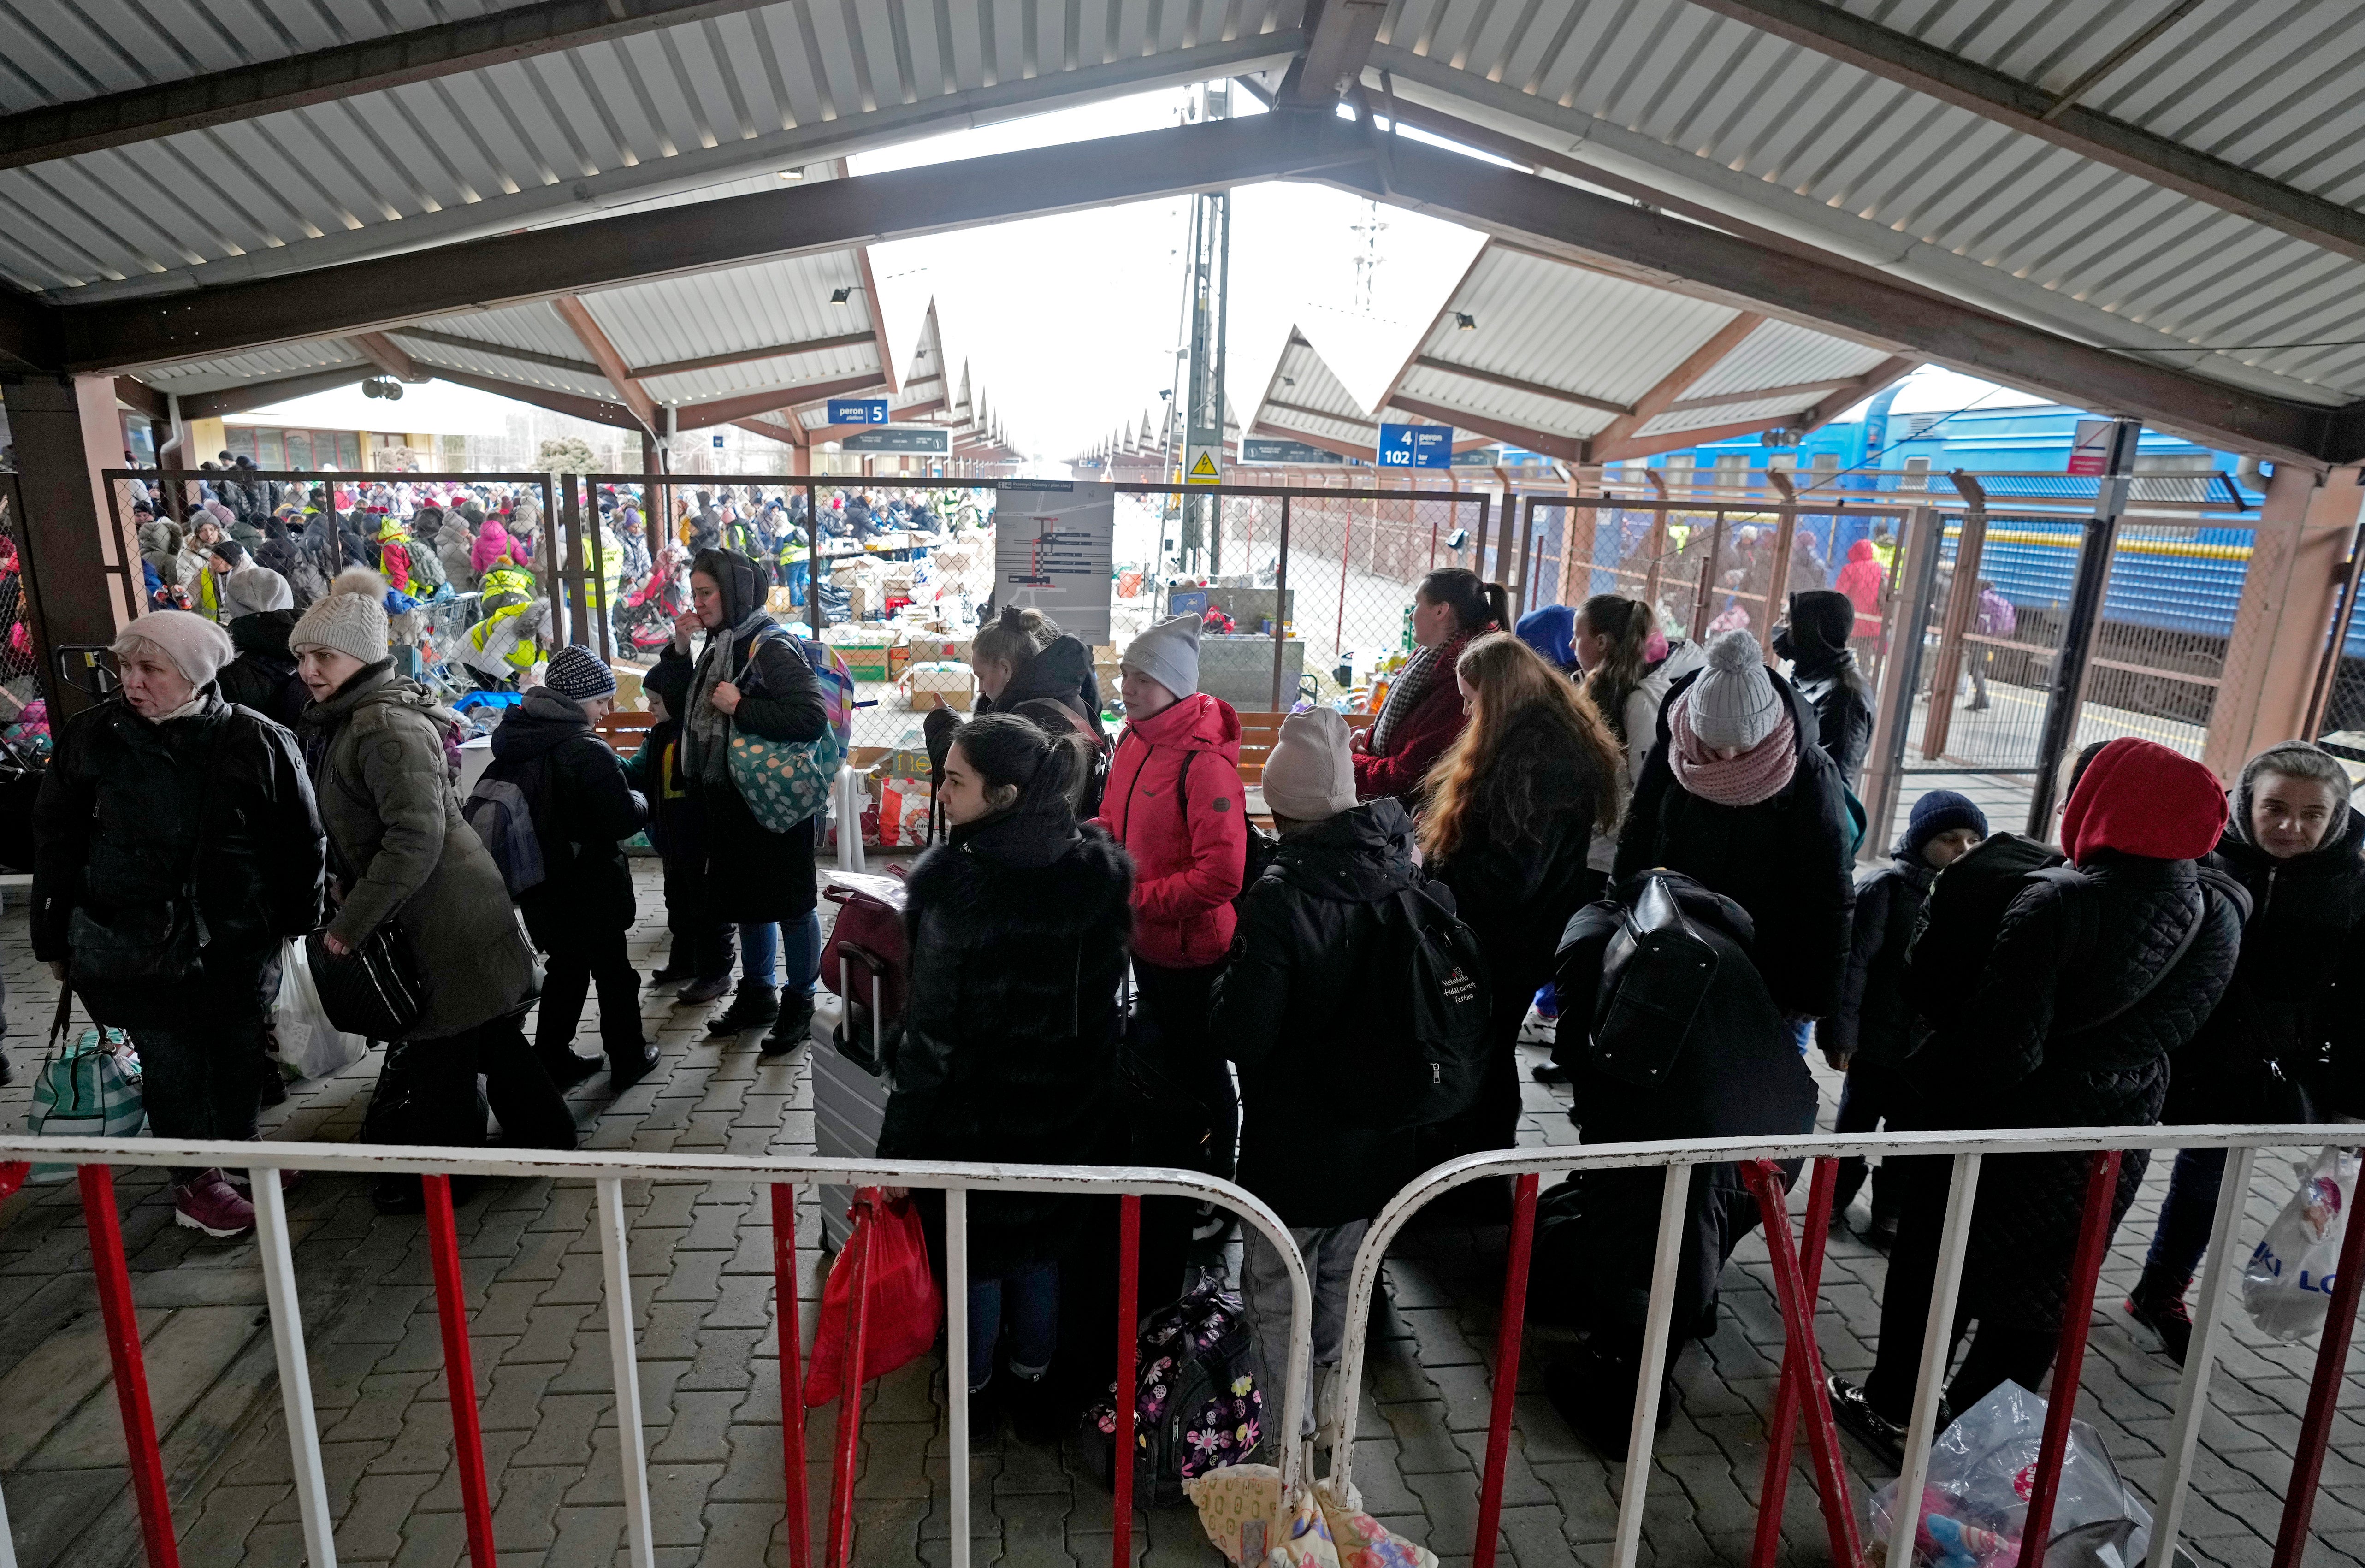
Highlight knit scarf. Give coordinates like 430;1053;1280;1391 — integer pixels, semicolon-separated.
682;606;774;785
1371;633;1469;758
1668;688;1798;807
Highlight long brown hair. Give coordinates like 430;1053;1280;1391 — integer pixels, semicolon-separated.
1419;632;1626;861
1575;594;1657;742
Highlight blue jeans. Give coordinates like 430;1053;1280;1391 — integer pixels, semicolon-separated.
739;911;821;994
2143;1146;2227;1285
968;1261;1059;1390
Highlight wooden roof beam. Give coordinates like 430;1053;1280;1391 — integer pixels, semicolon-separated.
672;373;888;432
1251;419;1375;464
174;366;372;421
1684;0;2365;267
1794;356;1919;435
1411;355;1631;417
0;0;773;173
388;325;599;377
552;296;657;432
1589;314;1767;450
632;330;878;380
424;367;642;430
1383;394;1585;462
349;332;426;382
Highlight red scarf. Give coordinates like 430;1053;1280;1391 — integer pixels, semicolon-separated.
1668;689;1797;807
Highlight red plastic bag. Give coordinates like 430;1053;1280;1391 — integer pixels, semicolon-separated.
803;1189;943;1408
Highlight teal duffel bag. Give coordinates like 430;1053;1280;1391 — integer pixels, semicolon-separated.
27;993;147;1183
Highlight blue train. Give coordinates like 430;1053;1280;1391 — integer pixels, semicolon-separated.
1630;396;2280;651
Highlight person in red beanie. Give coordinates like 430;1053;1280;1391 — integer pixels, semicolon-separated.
1831;736;2246;1463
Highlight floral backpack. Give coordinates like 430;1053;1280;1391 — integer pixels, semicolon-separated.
1082;1286;1266;1507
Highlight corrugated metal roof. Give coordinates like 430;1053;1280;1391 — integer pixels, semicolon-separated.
1389;246;1742;441
1378;241;1903;454
0;0;547;114
1251;328;1374;448
1372;0;2365;404
134;337;368;396
10;0;1307;301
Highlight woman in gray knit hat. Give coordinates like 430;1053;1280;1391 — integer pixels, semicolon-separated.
1612;628;1856;1022
291;575;576;1212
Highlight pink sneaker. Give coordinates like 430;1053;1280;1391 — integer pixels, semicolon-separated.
174;1170;257;1238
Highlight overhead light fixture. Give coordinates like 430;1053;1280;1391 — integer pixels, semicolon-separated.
778;168;804;181
360;376;404;401
1454;313;1478;331
830;286;854;303
1282;375;1296;386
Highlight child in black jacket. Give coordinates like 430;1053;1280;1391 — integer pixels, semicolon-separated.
1824;790;1987;1243
621;657;734;1005
485;646;655;1092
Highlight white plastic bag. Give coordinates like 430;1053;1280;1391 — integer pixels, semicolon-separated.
2242;1146;2357;1342
1868;1381;2152;1568
276;937;368;1082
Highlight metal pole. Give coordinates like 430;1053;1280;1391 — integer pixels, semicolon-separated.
599;1177;659;1568
807;482;822;639
772;1183;813;1568
423;1174;498;1568
2271;1153;2365;1568
2152;1144;2255;1566
1887;1154;1983;1568
1471;1172;1539;1568
1272;495;1290;711
1113;1195;1142;1568
77;1163;183;1568
946;1189;970;1568
2013;1150;2123;1567
1611;1165;1690;1568
2025;418;2140;834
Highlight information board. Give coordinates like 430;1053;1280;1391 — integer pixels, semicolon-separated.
840;427;951;453
1377;424;1452;470
993;481;1115;643
2067;418;2114;476
1242;438;1351;466
828;398;890;425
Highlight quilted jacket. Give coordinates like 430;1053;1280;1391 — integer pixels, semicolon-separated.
1907;848;2242;1330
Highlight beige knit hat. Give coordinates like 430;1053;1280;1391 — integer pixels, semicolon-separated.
289;578;388;664
1262;708;1356;822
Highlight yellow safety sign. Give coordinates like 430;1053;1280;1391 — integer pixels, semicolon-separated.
1185;445;1222;485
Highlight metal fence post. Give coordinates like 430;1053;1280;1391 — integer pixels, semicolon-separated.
1272;495;1291;711
423;1174;498;1568
2026;418;2140;834
77;1163;181;1568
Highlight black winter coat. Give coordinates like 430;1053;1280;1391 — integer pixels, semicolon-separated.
2168;804;2365;1122
486;689;649;947
1432;709;1614;1040
32;695;325;1021
876;812;1132;1274
1210;800;1430;1226
1825;846;1937;1066
1540;876;1816;1341
1788;650;1873;791
1908;850;2243;1329
218;609;309;728
1613;668;1856;1018
659;628;828;925
977;634;1111;816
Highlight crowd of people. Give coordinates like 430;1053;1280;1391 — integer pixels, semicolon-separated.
16;527;2359;1470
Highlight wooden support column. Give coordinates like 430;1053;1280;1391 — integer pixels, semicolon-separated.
9;373;145;711
1557;463;1601;608
642;431;662;477
2204;463;2365;780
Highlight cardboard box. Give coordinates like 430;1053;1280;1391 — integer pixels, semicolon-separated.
887;642;911;679
903;660;973;712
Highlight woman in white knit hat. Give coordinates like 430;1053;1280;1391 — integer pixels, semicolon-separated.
290;574;576;1213
29;610;326;1239
1611;628;1855;1024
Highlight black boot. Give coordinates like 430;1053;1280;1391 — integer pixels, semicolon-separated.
706;982;780;1036
541;1050;603;1089
761;990;815;1059
2125;1265;2194;1365
609;1042;662;1093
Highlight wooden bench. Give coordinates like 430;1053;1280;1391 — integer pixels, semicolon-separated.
594;710;657;758
1232;710;1375;787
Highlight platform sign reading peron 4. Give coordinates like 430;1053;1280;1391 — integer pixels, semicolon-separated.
1377;424;1452;470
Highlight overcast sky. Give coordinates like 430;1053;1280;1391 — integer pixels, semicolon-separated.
247;81;2046;464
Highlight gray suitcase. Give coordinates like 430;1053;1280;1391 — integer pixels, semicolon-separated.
812;963;896;1251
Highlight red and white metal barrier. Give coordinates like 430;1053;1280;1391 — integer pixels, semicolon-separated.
1330;1123;2365;1568
0;1136;1315;1568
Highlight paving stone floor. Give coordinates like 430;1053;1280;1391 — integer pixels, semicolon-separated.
1;862;2361;1567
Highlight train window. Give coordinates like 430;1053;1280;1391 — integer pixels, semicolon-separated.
1768;452;1798;473
256;429;284;468
1811;452;1839;471
1714;454;1749;488
286;431;314;470
1902;456;1931;491
337;432;362;469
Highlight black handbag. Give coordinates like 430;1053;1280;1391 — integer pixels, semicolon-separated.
305;926;424;1042
307;832;426;1041
69;720;225;1024
1589;873;1721;1089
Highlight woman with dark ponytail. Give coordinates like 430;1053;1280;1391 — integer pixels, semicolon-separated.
1574;594;1707;881
1353;568;1508;804
876;713;1133;1442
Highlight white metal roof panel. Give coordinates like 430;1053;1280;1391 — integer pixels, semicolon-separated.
1680;320;1891;400
1372;0;2365;403
9;0;1308;301
132;337;368;395
1253;329;1374;447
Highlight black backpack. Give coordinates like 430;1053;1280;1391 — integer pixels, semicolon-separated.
1904;831;2063;1024
1079;1286;1266;1507
1337;878;1491;1132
